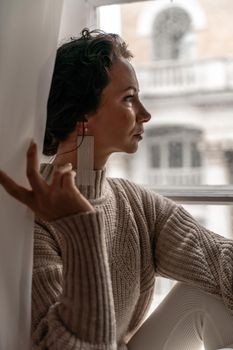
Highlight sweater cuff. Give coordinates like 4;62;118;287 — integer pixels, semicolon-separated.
50;211;116;344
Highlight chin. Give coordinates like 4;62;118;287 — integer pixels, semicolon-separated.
114;139;140;154
125;143;139;154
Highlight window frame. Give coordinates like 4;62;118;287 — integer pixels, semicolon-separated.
90;0;233;205
149;186;233;204
88;0;145;6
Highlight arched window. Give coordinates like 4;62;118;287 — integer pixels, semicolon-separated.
153;7;192;60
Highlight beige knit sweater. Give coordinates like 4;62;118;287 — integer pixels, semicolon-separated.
32;164;233;349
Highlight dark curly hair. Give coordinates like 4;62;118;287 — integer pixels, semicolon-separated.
43;28;133;155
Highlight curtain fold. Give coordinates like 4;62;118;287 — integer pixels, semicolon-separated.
0;1;63;349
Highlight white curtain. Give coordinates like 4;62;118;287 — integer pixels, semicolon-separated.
0;1;64;349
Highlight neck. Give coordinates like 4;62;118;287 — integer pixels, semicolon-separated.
52;139;110;170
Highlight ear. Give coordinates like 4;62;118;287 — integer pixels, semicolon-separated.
76;119;89;135
76;121;84;135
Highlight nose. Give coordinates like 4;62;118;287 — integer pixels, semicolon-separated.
137;102;151;123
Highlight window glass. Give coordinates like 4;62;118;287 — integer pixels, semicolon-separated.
98;0;233;188
153;6;191;60
191;142;202;168
169;141;183;167
150;144;160;168
98;2;233;321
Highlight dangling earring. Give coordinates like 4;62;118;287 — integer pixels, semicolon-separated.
76;118;95;191
84;125;88;134
82;116;89;135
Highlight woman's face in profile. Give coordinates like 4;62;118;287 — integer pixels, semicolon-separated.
86;57;151;156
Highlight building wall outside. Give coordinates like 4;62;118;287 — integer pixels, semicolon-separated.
120;0;233;62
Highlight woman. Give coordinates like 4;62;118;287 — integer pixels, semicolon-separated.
0;29;233;350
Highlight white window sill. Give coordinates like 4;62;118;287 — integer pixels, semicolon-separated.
145;185;233;204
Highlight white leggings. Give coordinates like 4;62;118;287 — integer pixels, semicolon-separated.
128;283;233;350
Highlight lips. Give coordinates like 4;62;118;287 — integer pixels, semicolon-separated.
133;130;144;136
133;132;143;140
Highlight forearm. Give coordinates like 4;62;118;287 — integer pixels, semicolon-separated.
52;210;116;343
155;205;233;312
32;211;117;349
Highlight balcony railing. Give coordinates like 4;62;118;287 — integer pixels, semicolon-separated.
135;58;233;96
148;168;203;186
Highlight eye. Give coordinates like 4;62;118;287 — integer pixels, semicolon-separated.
124;94;134;102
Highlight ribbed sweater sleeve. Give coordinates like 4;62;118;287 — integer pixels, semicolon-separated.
155;203;233;313
32;210;117;350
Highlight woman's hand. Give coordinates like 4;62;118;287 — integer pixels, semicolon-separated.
0;143;95;221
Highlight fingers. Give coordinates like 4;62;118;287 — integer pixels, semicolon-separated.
0;169;33;206
26;143;46;191
50;163;73;190
61;170;76;189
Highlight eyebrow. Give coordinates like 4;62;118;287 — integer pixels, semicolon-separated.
122;86;139;93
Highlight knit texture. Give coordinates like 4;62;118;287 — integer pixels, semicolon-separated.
32;164;233;349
